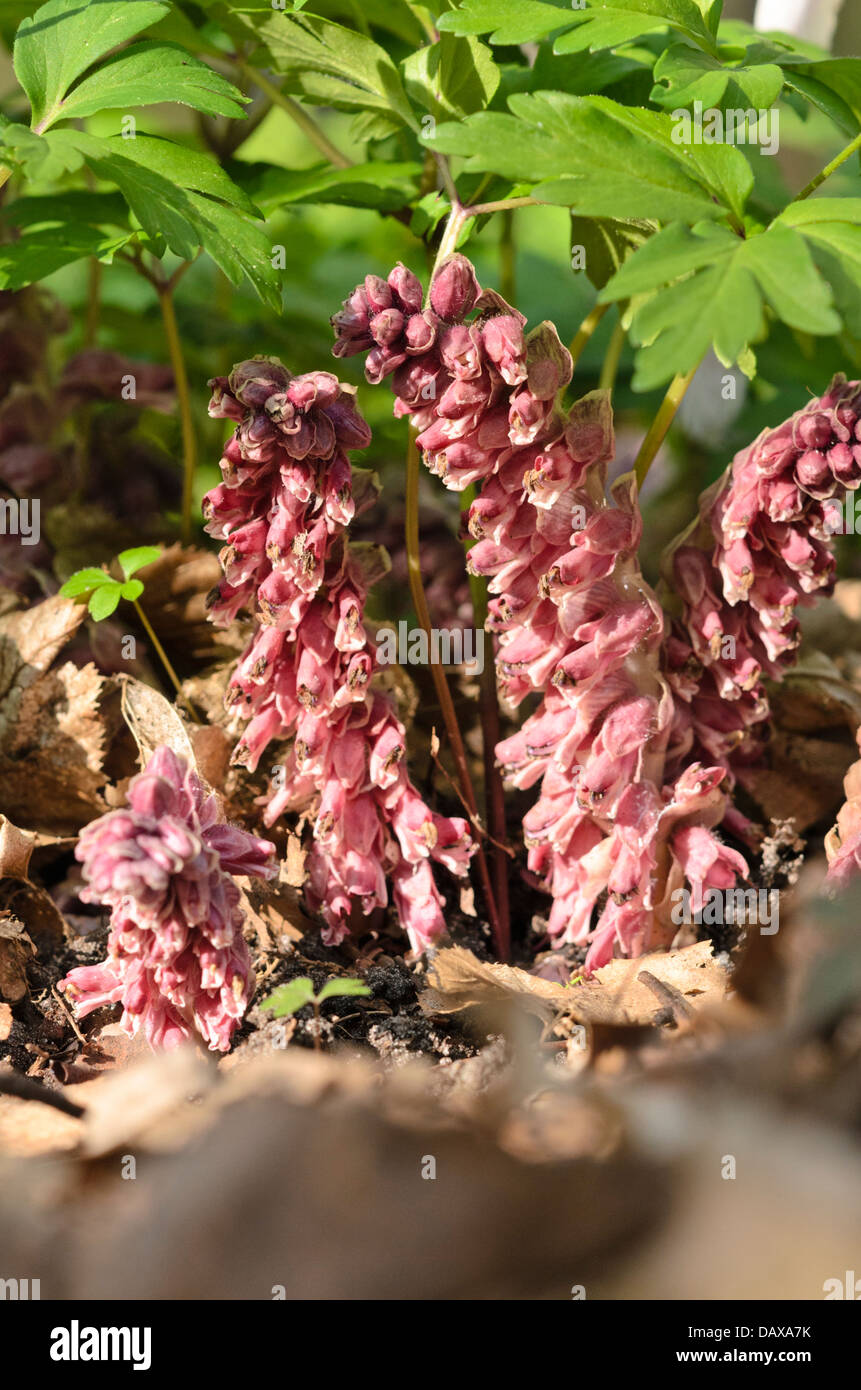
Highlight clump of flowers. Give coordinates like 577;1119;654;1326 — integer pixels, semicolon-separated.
203;359;473;952
59;747;275;1051
667;377;861;781
332;256;749;968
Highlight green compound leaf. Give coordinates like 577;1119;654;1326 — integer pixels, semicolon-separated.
315;978;373;1004
13;0;168;129
118;545;162;580
260;978;316;1018
427;92;752;223
437;0;719;54
59;567;114;599
651;41;784;112
55;42;246;124
88;583;123;621
403;33;500;120
601;219;840;389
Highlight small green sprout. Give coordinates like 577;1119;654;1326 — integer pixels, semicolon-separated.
260;976;372;1050
60;545;162;621
60;546;198;721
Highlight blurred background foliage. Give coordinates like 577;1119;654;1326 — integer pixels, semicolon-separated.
0;0;859;613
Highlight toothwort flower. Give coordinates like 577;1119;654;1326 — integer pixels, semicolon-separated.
333;257;748;968
59;747;275;1051
667;377;861;780
203;359;473;953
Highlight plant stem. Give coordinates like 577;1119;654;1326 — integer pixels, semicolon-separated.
633;365;698;489
156;280;197;546
132;600;201;722
461;484;510;959
568;301;611;370
405;430;502;950
468;195;539;217
794;130;861;203
599;314;626;395
433;205;468;269
434;151;460;205
499;208;515;304
238;60;352;169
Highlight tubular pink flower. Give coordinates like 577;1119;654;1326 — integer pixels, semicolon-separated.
204;358;473;953
666;377;861;778
59;747;275;1052
332;256;747;968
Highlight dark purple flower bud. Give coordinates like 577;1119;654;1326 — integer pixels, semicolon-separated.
364;274;393;314
332;285;370;335
369;307;405;346
404;312;436;355
229;358;291;409
524;322;573;399
429;255;481;322
388;263;423;313
796;412;833;450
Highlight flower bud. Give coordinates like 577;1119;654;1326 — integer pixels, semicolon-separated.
429;255;481;322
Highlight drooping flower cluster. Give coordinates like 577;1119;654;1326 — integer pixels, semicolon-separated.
59;747;275;1051
333;257;748;968
203;359;473;952
667;377;861;778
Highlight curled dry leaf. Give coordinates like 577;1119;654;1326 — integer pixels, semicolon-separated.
120;675;196;769
0;914;35;1002
738;654;861;833
0;594;119;833
420;942;726;1029
0;814;67;955
0;816;35;880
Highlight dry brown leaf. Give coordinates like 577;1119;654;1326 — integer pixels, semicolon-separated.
0;815;35;879
0;593;86;690
0;814;67;951
740;733;852;833
0;597;115;835
421;942;725;1027
737;654;861;832
0;914;35;1002
188;723;232;791
68;1046;214;1159
120;674;196;767
133;544;233;664
284;832;306;889
0;1049;671;1296
1;661;114;832
239;874;306;949
0;1089;82;1156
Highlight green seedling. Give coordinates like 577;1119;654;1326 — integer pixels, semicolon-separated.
60;546;199;721
260;976;372;1050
